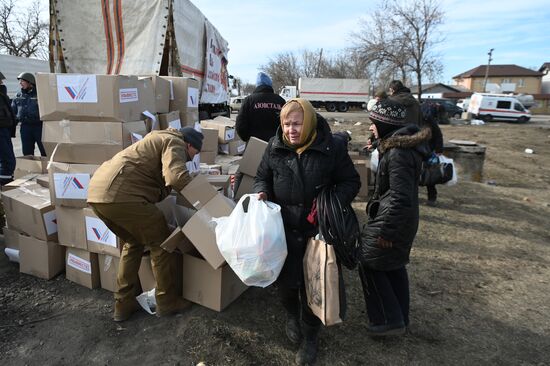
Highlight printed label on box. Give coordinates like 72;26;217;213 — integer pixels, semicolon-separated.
43;210;58;235
188;87;199;107
119;88;139;103
85;216;117;247
53;173;91;199
225;129;235;141
169;119;182;129
57;74;98;103
237;143;246;154
67;253;92;274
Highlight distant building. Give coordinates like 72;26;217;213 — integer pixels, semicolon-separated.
539;62;550;94
452;64;543;95
411;83;464;99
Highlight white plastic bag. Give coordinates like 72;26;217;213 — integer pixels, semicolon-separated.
370;149;379;172
213;194;287;287
439;155;458;186
136;288;156;315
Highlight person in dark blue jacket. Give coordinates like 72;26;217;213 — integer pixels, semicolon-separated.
359;99;431;337
11;72;46;156
0;71;16;185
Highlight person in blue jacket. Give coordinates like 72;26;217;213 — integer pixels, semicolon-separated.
11;72;46;156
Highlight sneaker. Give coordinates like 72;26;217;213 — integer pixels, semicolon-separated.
113;299;141;322
366;322;406;337
156;297;192;317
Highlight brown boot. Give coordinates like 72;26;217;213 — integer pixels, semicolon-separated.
156;297;192;317
113;299;141;322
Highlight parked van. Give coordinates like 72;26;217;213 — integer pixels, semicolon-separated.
468;93;531;122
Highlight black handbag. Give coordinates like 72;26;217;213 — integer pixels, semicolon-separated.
419;161;453;186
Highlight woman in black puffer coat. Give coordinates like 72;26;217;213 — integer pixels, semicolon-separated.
255;98;360;365
359;99;431;337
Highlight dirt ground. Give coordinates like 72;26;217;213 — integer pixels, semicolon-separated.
1;112;550;366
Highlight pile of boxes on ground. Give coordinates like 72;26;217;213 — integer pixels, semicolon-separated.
1;73;256;312
1;72;372;313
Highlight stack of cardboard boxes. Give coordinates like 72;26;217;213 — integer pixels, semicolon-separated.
201;116;245;158
36;73;161;289
234;137;269;200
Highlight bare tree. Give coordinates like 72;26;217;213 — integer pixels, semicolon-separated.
353;0;444;99
0;0;48;59
261;52;300;92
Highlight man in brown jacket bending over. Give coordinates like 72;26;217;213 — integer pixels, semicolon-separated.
88;127;203;322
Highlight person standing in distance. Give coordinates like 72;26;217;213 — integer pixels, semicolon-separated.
0;71;16;185
236;71;286;143
11;72;46;156
388;80;422;126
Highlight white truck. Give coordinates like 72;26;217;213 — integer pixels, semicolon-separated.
48;0;230;118
0;54;49;97
467;93;531;123
279;78;370;112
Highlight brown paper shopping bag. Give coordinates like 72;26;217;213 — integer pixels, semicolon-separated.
303;237;346;326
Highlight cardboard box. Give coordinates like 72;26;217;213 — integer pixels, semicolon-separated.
36;175;49;189
36;73;156;121
235;174;255;200
14;156;48;179
181;193;235;269
354;161;371;197
43;120;146;164
48;162;99;208
219;139;246;156
65;248;100;289
207;175;231;197
3;227;21;250
159;204;196;254
200;151;217;165
138;253;183;295
238;137;268;176
182;250;248;311
201;128;219;152
56;206;87;249
98;254;119;292
180;109;199;127
177;174;218;210
200;119;235;143
19;234;65;280
1;174;40;192
158;111;182;130
2;183;57;241
161;76;200;112
83;207;121;257
140;75;170;114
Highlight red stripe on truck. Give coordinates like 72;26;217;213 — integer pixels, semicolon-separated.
478;108;528;115
180;65;204;77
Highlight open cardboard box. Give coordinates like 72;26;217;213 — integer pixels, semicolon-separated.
2;183;57;242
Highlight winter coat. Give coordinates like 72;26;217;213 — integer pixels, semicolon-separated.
0;89;15;129
11;87;40;126
87;129;192;204
254;115;361;287
389;87;422;126
236;85;286;142
361;125;431;271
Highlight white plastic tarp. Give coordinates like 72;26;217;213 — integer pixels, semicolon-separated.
53;0;169;75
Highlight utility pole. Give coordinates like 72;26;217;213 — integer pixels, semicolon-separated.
483;48;494;92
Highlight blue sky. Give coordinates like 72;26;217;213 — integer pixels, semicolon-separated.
193;0;550;86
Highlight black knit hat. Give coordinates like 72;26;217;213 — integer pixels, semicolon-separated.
179;127;204;151
369;100;407;125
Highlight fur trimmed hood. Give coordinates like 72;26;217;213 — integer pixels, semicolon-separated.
378;125;432;157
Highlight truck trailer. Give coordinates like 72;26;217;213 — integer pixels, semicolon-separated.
48;0;230;119
279;78;370;112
